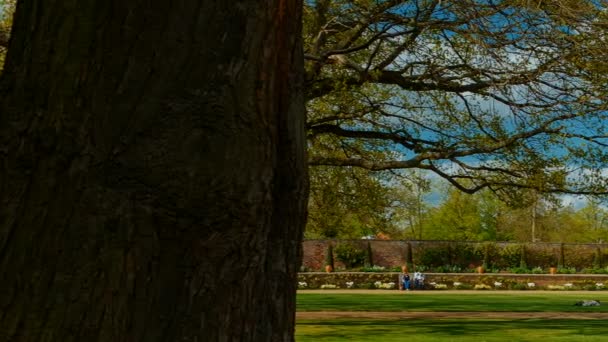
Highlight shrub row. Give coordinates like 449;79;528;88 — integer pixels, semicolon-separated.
312;241;608;273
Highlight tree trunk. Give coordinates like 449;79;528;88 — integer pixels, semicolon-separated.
0;1;306;341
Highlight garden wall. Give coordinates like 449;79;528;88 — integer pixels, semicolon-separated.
302;239;608;272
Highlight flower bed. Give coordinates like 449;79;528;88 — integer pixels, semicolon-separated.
297;272;608;290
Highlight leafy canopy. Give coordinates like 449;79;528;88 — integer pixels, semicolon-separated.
304;0;608;199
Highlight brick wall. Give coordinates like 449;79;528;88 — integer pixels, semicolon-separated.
302;239;608;271
302;239;412;271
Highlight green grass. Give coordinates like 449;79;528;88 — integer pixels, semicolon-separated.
297;292;608;312
296;292;608;341
297;318;608;341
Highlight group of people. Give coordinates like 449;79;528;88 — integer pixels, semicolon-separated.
400;271;425;291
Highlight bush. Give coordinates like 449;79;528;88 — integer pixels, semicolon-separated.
531;267;544;274
472;242;497;269
511;283;528;290
474;284;492;290
451;243;479;268
527;246;554;268
335;242;366;269
581;267;608;274
557;267;576;274
567;246;595;270
453;282;473;290
419;243;481;270
361;265;386;272
496;244;522;270
582;284;597;291
593;247;602;269
418;245;449;268
519;245;527;269
509;267;530;274
432;264;463;273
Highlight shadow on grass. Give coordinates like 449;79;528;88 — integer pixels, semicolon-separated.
297;319;608;341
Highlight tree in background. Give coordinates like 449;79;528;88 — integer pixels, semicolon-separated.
0;1;306;340
389;170;432;239
307;165;436;239
423;186;484;241
574;198;608;242
307;165;397;238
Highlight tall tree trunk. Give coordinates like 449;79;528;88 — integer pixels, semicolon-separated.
0;1;307;341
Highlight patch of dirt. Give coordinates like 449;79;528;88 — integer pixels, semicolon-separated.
297;311;608;320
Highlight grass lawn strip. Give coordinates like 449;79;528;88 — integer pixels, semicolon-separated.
297;311;608;319
296;291;608;341
297;292;608;313
296;318;608;342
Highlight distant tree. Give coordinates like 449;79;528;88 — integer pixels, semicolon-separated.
424;186;484;241
390;171;432;239
306;165;397;238
575;198;608;243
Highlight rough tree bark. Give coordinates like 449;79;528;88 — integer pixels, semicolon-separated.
0;0;307;341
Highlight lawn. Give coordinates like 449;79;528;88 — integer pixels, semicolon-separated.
297;318;608;342
296;291;608;341
297;291;608;312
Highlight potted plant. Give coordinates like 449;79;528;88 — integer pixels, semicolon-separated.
325;244;334;273
478;243;490;274
549;254;558;275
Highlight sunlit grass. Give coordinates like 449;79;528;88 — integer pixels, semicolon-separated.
296;292;608;341
297;292;608;312
297;318;608;342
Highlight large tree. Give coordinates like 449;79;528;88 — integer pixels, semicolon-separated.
304;0;608;199
0;1;307;341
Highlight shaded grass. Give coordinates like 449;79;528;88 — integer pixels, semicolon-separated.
297;292;608;312
296;318;608;341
